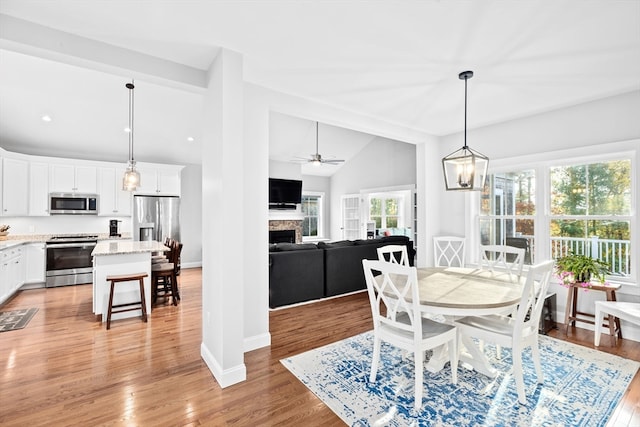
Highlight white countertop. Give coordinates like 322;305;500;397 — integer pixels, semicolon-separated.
0;239;28;250
92;240;168;256
0;233;133;251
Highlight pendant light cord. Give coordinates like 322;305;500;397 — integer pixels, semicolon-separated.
463;75;468;150
127;81;135;164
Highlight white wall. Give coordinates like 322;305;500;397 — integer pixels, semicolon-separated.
269;159;302;180
329;136;417;241
179;163;202;267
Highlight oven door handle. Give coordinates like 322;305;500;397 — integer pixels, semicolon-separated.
47;243;97;249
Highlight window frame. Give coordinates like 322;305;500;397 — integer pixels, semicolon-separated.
471;142;637;285
369;195;404;230
301;191;324;241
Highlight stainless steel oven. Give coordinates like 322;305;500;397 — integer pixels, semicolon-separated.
45;235;98;287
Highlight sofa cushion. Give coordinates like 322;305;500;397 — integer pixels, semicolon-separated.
276;243;318;251
382;235;410;244
317;240;355;249
354;238;382;246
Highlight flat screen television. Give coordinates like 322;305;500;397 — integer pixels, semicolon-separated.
269;178;302;207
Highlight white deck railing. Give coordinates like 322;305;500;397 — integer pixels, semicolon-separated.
550;236;631;276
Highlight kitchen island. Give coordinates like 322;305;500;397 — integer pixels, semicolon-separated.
92;240;168;323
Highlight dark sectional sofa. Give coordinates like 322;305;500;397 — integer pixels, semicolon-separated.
269;236;415;308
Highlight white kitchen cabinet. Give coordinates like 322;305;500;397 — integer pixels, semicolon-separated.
0;245;25;304
2;158;29;216
135;167;181;196
29;161;50;216
49;164;97;193
24;243;45;284
98;167;131;216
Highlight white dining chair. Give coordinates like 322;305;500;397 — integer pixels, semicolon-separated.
433;236;465;267
594;301;640;346
362;259;458;410
479;244;527;358
454;259;555;405
479;244;526;282
377;244;410;266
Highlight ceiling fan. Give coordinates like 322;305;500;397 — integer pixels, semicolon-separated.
293;121;345;166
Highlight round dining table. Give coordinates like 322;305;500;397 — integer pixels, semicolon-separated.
412;266;525;377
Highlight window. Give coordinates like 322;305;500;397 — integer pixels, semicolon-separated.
549;159;631;277
478;153;634;280
480;170;536;264
301;193;323;239
370;197;401;229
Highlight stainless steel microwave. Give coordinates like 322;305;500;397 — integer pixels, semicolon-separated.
49;193;99;215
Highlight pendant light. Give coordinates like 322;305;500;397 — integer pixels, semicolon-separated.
122;80;140;191
442;70;489;191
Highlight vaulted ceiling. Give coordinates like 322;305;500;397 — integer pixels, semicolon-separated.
1;1;638;173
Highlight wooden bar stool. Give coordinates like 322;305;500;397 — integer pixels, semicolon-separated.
106;272;148;330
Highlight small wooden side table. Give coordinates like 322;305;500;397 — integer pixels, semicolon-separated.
564;282;622;341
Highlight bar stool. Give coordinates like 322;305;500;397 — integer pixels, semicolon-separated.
105;272;148;330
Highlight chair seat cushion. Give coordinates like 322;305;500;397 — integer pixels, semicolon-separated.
383;313;456;341
152;262;175;272
455;314;515;336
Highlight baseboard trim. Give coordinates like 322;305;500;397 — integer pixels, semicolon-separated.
269;289;367;311
182;261;202;269
244;332;271;352
200;342;247;388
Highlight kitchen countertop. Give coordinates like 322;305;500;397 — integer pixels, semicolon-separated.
92;240;168;256
0;239;28;250
0;233;133;250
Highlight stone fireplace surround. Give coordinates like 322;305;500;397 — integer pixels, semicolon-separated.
269;220;302;243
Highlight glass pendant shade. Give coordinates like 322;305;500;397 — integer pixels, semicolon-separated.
122;162;140;191
442;146;489;191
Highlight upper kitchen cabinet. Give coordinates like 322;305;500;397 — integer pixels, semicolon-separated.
98;167;131;216
135;165;182;196
49;164;97;194
2;157;29;216
29;161;50;216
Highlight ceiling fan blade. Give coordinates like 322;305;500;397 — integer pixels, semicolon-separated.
322;159;345;164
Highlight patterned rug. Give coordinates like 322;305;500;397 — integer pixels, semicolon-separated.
281;331;639;426
0;308;38;332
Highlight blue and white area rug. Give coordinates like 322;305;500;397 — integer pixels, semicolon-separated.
281;331;639;426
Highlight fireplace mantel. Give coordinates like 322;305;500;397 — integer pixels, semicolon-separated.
268;209;303;221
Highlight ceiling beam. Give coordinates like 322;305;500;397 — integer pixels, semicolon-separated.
0;14;208;93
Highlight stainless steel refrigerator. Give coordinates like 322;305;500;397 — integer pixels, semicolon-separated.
133;195;181;242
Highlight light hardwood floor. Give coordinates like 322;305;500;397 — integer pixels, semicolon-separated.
0;268;638;426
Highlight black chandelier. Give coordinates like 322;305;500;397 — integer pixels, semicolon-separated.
442;70;489;191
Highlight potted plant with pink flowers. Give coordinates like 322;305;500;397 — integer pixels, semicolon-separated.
555;252;610;289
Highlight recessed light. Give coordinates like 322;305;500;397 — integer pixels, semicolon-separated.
187;136;195;142
41;115;52;122
124;127;131;133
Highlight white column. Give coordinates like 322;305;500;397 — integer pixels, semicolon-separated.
200;49;246;387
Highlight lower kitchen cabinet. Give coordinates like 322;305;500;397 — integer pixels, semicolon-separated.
25;243;45;284
0;245;25;305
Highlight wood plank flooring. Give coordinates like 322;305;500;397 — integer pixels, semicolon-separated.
0;268;638;426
